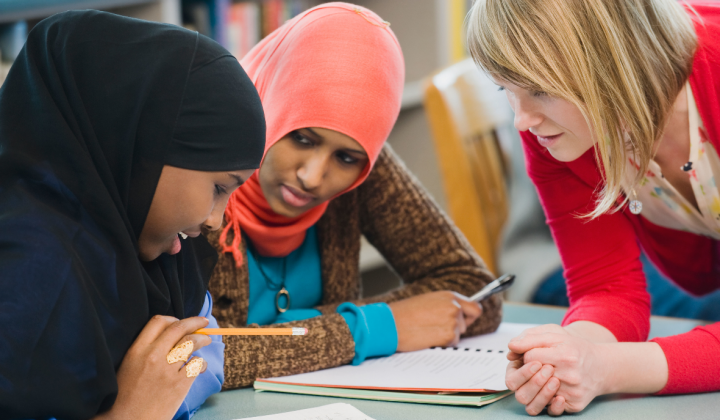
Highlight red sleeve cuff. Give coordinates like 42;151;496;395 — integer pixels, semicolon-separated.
562;294;650;342
652;325;720;395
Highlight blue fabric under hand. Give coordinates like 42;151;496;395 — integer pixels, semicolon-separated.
173;292;225;420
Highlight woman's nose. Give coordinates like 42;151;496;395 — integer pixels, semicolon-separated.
203;203;225;232
297;155;327;190
512;97;544;133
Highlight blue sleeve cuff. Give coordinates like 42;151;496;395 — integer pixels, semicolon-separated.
174;292;225;420
338;302;398;365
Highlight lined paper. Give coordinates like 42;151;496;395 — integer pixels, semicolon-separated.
260;323;538;392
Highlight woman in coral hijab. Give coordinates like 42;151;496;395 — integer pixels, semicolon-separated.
207;2;502;388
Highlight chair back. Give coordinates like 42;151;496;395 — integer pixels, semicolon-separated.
423;58;513;274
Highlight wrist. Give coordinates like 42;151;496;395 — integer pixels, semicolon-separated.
596;343;621;395
565;321;618;343
596;342;668;395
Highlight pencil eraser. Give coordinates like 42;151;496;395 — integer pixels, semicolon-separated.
292;328;308;336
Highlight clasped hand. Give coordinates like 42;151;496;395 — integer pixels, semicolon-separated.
505;324;608;416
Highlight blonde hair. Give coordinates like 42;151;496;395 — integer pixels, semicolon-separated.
467;0;697;217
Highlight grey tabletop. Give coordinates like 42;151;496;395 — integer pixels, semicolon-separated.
193;302;719;419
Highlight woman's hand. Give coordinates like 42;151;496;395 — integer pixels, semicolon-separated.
93;315;212;420
389;291;482;352
505;324;609;416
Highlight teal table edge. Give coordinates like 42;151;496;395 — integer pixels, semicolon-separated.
193;302;717;420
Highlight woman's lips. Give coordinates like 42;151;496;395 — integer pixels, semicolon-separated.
169;234;182;255
536;133;562;148
280;184;314;208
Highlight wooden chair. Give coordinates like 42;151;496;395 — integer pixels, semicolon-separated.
423;58;513;275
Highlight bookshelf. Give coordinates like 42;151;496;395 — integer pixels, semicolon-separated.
0;0;180;24
0;0;180;84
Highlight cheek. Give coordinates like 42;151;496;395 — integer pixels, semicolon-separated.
259;144;297;183
552;102;591;136
174;185;215;227
324;165;365;198
257;159;275;194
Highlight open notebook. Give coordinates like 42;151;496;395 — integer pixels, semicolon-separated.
254;323;537;406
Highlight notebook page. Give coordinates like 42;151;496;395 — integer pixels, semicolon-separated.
260;322;539;392
456;322;538;351
236;403;375;420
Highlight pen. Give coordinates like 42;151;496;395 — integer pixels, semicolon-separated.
194;328;308;336
468;274;515;302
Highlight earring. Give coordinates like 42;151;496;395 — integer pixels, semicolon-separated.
629;188;642;215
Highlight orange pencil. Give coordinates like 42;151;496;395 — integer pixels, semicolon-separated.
194;327;308;336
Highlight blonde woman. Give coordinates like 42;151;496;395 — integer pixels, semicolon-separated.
468;0;720;416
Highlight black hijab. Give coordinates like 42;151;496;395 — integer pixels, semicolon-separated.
0;10;264;419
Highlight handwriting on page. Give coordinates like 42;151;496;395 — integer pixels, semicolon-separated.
237;403;376;420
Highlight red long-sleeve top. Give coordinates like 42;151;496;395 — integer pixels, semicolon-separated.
522;3;720;395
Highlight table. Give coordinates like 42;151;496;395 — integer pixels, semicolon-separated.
194;302;719;419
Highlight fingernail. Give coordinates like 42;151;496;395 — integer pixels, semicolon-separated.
530;363;541;374
541;365;553;378
167;341;194;364
185;357;204;378
550;378;559;389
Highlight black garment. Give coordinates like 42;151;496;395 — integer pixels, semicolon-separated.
0;10;265;420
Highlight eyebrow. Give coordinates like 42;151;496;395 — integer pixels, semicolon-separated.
304;128;368;157
228;173;245;187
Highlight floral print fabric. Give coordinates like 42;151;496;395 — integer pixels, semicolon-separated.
624;82;720;239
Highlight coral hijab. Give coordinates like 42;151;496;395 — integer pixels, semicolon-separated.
220;2;405;264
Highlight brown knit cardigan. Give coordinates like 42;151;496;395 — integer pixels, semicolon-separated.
206;144;502;389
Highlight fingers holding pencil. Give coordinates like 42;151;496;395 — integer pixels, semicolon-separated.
194;327;309;336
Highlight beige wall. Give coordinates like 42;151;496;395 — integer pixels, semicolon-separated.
355;0;450;209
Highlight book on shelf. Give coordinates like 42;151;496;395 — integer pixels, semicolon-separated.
185;1;312;58
226;2;259;59
259;0;311;38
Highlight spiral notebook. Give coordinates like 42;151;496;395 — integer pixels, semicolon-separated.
254;323;536;406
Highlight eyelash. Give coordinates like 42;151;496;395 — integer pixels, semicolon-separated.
336;152;359;165
291;130;360;166
496;86;547;97
214;184;227;197
291;131;313;146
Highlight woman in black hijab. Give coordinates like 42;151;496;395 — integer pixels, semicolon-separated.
0;10;265;420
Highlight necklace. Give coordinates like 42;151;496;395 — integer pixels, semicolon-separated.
248;242;291;313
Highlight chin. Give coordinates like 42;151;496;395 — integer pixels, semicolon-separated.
546;146;585;163
138;248;159;262
268;197;304;218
